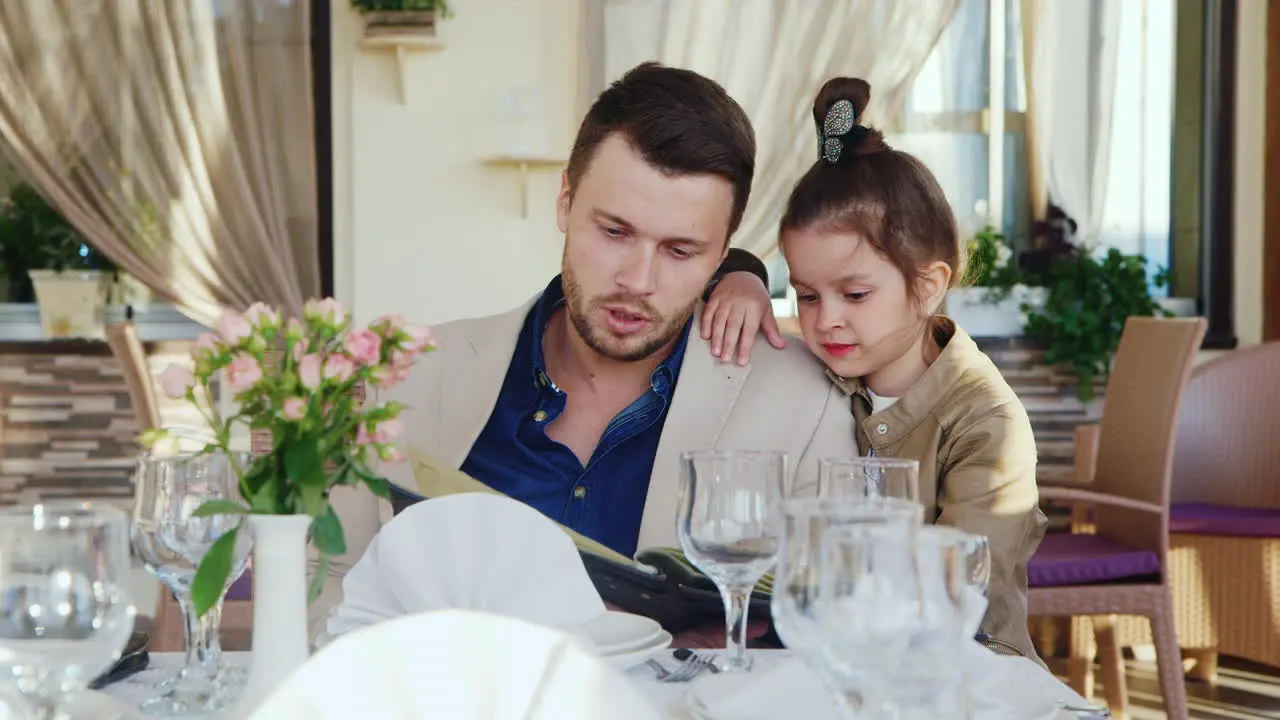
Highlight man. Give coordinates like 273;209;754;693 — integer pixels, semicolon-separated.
314;62;853;635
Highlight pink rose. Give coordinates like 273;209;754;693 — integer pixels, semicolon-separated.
195;332;220;354
243;302;279;328
297;354;323;390
402;324;433;353
225;355;263;394
378;446;404;463
291;340;306;362
158;364;195;398
344;329;382;366
373;418;404;444
304;298;346;325
281;397;307;421
355;425;374;445
324;354;356;383
371;365;398;389
390;350;413;370
216;310;253;345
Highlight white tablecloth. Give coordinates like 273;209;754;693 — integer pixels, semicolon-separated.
102;650;798;719
102;650;1089;719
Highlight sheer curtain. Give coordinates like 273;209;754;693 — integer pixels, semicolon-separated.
0;0;320;325
588;0;959;258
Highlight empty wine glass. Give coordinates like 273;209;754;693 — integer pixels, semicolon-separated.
0;503;135;719
919;526;991;635
132;451;252;715
818;521;969;719
770;497;923;690
677;450;787;673
817;457;920;502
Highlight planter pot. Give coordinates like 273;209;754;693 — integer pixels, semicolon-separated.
27;269;111;340
361;9;437;38
228;514;312;718
945;285;1047;338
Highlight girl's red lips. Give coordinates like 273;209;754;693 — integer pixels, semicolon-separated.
821;343;856;357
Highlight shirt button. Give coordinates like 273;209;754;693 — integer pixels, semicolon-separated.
572;486;587;499
532;410;548;422
876;423;889;435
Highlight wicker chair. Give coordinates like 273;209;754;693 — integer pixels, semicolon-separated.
1026;316;1206;719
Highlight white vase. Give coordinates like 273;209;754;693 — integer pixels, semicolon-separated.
229;514;313;717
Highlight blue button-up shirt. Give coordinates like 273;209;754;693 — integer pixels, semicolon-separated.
459;276;689;557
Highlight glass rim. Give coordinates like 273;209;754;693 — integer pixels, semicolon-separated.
818;456;921;470
0;501;129;528
680;449;789;461
780;495;924;522
138;449;254;462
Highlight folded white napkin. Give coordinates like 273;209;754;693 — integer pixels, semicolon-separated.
318;493;607;646
254;609;663;720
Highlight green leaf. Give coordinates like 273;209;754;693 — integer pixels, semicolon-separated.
350;458;381;482
250;475;281;513
362;474;391;499
192;526;239;617
308;554;330;604
299;481;327;517
191;499;249;518
285;437;325;488
310;505;346;556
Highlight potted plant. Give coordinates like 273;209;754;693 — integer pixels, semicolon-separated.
146;300;434;715
946;225;1046;337
1021;247;1170;402
0;182;118;338
350;0;453;38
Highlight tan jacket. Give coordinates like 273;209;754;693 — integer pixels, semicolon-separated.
312;296;856;638
830;318;1047;661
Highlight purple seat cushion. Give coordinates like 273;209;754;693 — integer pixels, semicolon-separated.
1170;503;1280;538
1028;533;1161;587
226;570;253;601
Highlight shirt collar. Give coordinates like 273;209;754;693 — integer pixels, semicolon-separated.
529;274;690;398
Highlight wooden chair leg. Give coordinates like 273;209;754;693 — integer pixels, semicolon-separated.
1150;591;1190;720
1183;647;1219;683
1093;615;1130;719
1066;616;1096;700
151;584;187;653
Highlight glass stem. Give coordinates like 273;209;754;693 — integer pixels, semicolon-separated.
720;583;754;672
176;590;225;674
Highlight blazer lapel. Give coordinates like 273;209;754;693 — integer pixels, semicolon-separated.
436;299;536;469
637;330;750;550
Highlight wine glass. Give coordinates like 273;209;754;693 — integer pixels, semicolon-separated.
817;457;920;502
677;450;787;673
132;451;252;715
770;497;923;691
0;502;135;719
918;526;991;636
817;520;970;719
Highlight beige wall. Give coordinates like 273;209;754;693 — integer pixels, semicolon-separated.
331;0;580;326
332;0;1269;344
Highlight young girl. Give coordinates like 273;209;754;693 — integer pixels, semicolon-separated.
773;77;1046;659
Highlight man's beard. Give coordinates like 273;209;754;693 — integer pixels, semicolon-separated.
561;262;697;363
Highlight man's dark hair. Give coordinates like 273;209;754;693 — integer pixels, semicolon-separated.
565;62;756;238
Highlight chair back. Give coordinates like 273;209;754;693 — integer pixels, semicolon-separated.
105;321;161;431
1092;317;1206;554
1171;341;1280;508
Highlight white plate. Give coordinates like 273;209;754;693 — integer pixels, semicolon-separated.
576;611;664;655
600;630;673;672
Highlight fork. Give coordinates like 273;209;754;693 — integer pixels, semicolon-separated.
652;653;716;683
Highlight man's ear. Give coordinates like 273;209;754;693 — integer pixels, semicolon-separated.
556;172;571;234
919;261;952;315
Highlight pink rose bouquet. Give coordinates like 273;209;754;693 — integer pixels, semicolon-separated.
145;298;434;615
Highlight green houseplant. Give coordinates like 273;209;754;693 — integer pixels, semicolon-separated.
350;0;453;36
0;182;116;301
1020;247;1169;402
964;225;1025;302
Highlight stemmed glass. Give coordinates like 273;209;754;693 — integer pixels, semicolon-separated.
816;520;970;718
0;503;136;719
817;457;920;502
131;451;252;715
677;450;787;673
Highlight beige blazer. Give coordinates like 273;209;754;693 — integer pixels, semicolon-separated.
310;296;855;636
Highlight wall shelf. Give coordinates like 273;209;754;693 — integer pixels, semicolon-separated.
481;155;566;218
357;35;444;104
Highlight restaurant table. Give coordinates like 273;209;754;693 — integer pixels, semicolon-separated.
102;650;1088;719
